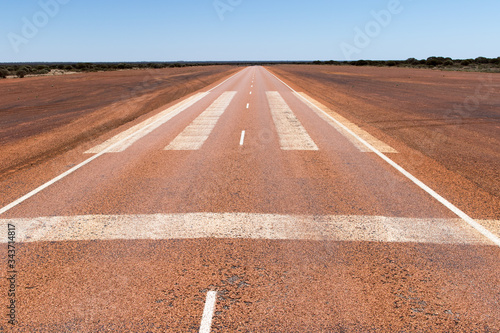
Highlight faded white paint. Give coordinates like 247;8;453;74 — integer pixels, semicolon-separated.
1;214;494;245
165;91;237;150
266;91;318;151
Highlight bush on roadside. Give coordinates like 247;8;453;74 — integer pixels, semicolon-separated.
0;68;9;78
355;60;368;66
16;70;27;78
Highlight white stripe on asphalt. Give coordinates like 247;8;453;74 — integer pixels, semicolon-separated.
265;68;500;247
0;70;245;218
266;91;318;151
240;131;245;146
85;92;209;153
199;291;217;333
1;214;495;245
165;91;237;150
295;92;397;153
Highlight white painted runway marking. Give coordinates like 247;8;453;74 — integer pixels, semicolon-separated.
84;69;249;155
246;103;249;109
249;91;252;95
266;91;318;151
295;92;397;153
165;91;237;150
85;93;209;153
2;214;493;245
0;70;246;218
240;130;246;146
199;291;217;333
266;69;500;247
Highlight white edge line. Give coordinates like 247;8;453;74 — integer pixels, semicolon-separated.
240;130;246;146
0;69;247;217
199;291;217;333
265;68;500;247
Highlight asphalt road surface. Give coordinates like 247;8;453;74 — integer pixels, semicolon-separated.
1;67;499;332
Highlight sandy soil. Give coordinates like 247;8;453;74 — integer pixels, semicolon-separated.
267;65;500;219
0;66;239;179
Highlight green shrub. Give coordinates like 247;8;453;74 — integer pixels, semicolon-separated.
0;68;9;78
443;60;454;66
16;70;27;78
386;61;397;66
461;60;471;66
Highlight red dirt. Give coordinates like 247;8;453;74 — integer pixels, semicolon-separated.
267;65;500;219
0;66;239;179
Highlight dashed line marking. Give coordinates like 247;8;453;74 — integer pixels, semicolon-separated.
165;91;237;150
199;291;217;333
240;130;246;146
246;103;249;109
249;91;252;95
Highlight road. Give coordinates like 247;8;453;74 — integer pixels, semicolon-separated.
1;66;499;332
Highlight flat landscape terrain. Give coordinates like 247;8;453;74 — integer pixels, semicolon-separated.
269;65;500;220
0;66;238;180
0;66;498;332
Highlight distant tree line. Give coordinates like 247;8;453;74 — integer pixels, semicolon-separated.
0;62;205;78
310;56;500;70
1;57;499;78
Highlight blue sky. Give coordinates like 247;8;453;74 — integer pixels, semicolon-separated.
1;0;499;62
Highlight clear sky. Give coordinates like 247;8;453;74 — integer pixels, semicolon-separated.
1;0;499;62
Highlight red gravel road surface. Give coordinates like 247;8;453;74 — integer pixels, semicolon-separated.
0;66;499;332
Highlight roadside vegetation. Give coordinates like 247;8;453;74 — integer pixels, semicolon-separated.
1;57;499;79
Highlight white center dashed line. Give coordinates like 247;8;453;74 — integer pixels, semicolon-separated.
199;291;217;333
246;103;249;109
240;130;246;146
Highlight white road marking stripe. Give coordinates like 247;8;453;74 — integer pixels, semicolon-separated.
295;92;397;153
85;93;209;153
246;103;249;109
0;70;246;217
199;291;217;333
249;91;252;95
240;131;245;146
165;91;237;150
266;69;500;247
1;214;493;245
266;91;318;151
